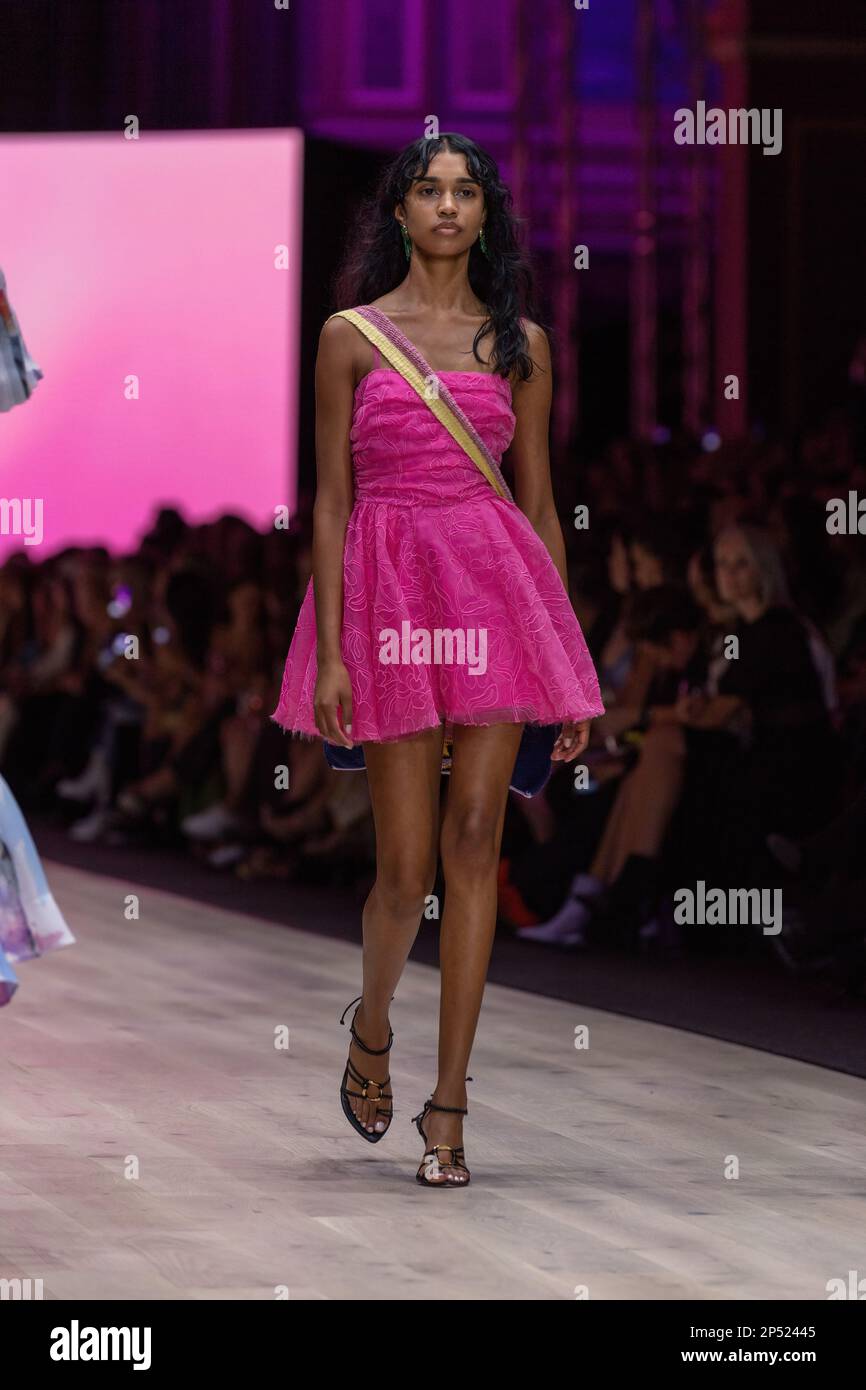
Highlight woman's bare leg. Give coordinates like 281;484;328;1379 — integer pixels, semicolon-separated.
591;723;686;883
219;715;258;811
424;720;525;1180
342;724;445;1132
284;738;325;805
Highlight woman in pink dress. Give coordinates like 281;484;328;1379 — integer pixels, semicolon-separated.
272;133;604;1186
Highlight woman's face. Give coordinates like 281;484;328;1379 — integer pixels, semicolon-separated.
396;149;486;258
714;531;761;606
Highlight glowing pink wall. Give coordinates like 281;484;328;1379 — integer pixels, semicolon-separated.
0;129;302;559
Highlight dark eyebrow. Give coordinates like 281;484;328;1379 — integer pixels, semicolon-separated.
412;175;480;185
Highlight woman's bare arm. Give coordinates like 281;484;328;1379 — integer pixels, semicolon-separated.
678;692;747;729
508;320;595;761
310;316;357;664
506;322;568;591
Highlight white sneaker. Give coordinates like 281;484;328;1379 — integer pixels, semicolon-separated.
567;871;605;900
57;751;109;802
515;894;595;946
514;872;604;945
207;842;247;869
181;802;243;841
69;808;115;842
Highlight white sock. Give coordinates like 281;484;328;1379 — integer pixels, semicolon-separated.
569;871;604;899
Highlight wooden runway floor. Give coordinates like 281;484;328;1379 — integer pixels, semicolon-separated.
2;862;864;1301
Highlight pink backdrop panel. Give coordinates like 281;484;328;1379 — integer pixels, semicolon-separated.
0;128;302;559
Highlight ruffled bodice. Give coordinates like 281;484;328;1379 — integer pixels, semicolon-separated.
350;367;515;506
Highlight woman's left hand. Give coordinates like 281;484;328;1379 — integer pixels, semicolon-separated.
551;719;591;762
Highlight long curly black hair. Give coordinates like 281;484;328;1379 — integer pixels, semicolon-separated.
331;132;547;383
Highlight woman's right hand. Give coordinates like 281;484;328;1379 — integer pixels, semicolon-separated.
314;657;354;746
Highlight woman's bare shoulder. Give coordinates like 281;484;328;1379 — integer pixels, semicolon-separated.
519;318;551;359
511;318;552;390
317;311;364;366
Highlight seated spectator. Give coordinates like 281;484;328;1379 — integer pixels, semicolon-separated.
515;525;843;948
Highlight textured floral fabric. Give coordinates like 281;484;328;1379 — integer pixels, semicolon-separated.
271;366;605;743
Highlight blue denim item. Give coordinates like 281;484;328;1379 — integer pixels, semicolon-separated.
323;721;562;799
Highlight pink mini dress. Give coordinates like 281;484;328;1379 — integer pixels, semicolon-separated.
271;312;605;745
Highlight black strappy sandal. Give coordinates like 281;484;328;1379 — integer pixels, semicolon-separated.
411;1080;472;1187
338;994;394;1143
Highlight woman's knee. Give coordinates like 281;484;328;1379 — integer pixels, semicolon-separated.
374;858;437;916
440;805;502;876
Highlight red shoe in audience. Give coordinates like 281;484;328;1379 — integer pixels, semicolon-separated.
497;858;541;928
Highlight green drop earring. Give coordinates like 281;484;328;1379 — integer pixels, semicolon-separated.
479;225;489;258
400;223;412;261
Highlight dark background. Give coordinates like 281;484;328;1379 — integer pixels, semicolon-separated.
2;0;863;483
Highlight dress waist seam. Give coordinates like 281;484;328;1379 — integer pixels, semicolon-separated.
352;495;507;510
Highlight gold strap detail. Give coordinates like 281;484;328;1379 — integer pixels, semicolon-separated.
329;308;511;500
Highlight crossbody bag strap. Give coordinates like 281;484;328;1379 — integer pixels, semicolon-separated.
328;307;514;502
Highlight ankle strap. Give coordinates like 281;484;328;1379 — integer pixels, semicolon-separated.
423;1075;473;1116
339;994;394;1055
339;994;362;1026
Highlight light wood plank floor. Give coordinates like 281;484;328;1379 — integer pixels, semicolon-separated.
1;861;864;1301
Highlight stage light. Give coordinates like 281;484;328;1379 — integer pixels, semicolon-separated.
0;130;303;560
